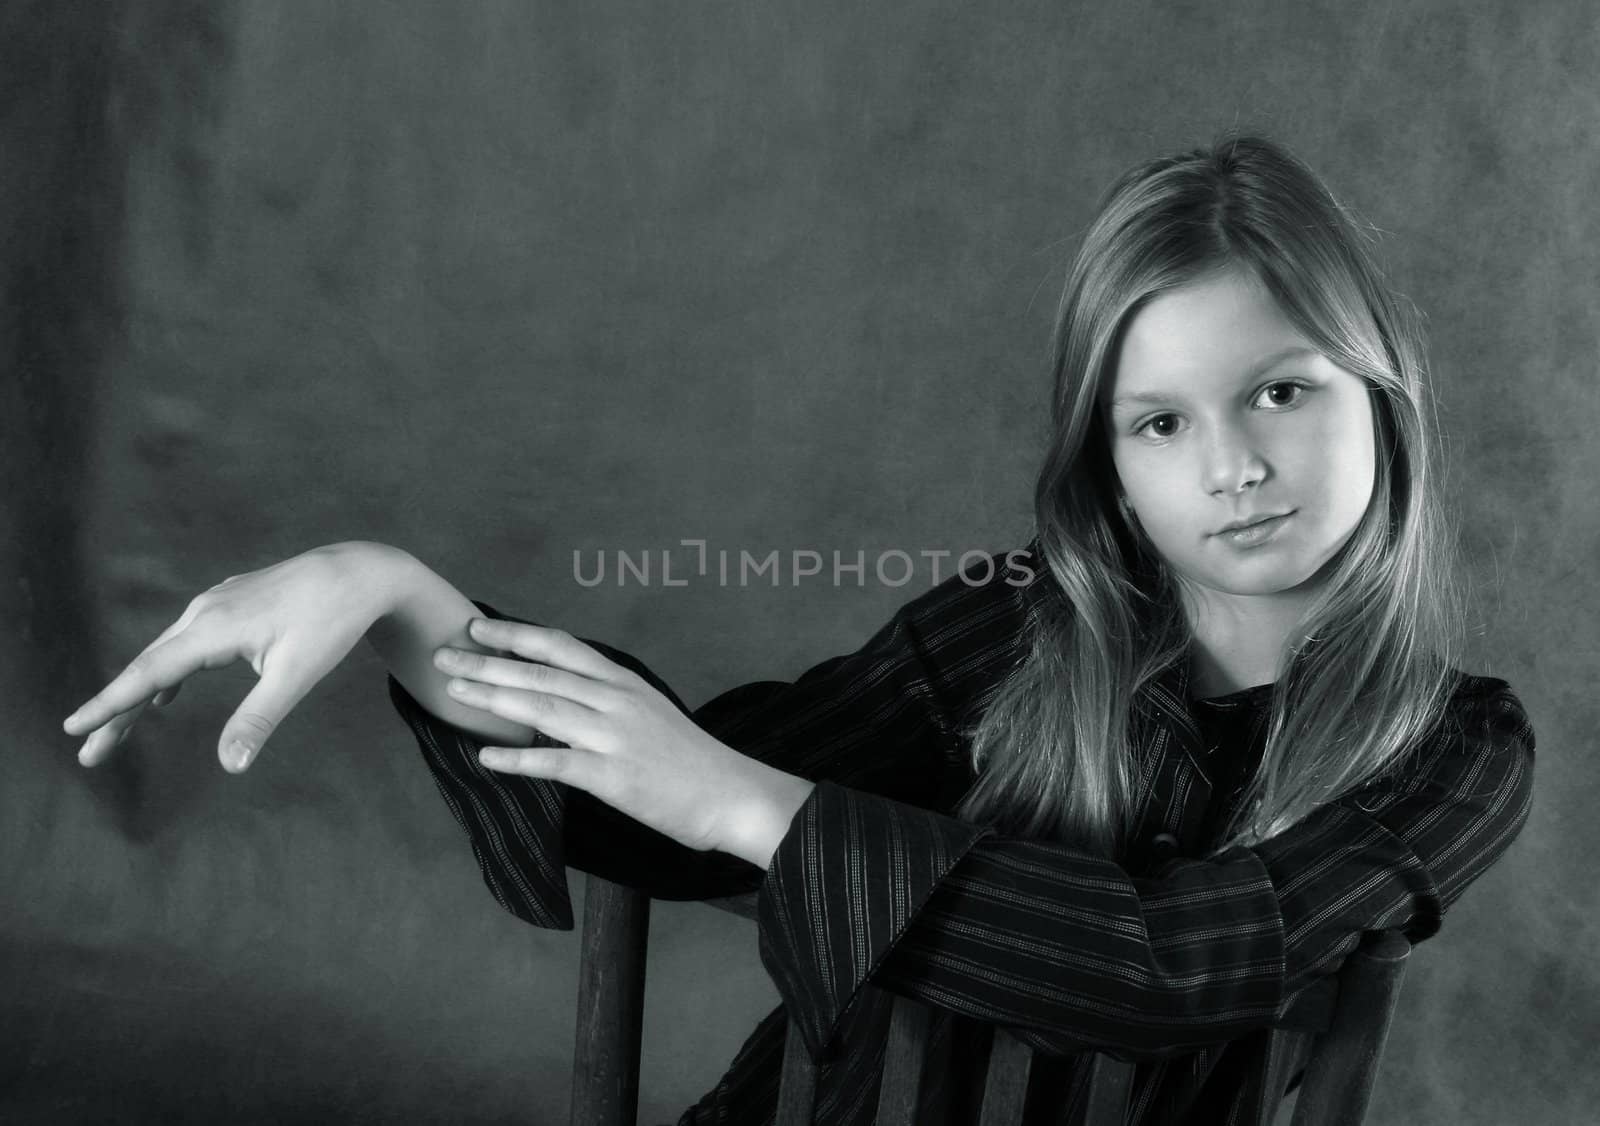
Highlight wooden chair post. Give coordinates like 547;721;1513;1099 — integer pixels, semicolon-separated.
571;874;650;1126
978;1027;1036;1126
874;996;933;1125
1288;930;1411;1126
775;1015;820;1126
1078;1052;1135;1125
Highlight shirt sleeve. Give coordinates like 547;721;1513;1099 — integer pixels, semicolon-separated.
758;676;1536;1063
386;597;753;930
385;547;1037;930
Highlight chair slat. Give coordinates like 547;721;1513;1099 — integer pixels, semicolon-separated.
1289;931;1411;1126
1244;1027;1313;1126
876;996;933;1125
775;1014;820;1126
571;876;650;1126
976;1028;1034;1126
1079;1052;1135;1126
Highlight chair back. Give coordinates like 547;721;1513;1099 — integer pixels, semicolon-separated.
569;874;1411;1126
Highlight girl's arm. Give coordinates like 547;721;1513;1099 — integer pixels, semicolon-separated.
362;549;547;748
763;676;1535;1063
386;597;776;926
386;543;1534;1065
65;540;534;773
384;546;1036;928
78;531;1528;1061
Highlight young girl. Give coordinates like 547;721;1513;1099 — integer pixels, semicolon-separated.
64;133;1536;1125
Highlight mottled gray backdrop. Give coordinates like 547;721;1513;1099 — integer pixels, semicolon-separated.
3;2;1594;1123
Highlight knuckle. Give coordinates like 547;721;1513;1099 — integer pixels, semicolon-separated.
180;594;225;635
234;712;276;740
187;587;226;616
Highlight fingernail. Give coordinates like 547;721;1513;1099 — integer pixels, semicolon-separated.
447;678;469;695
229;740;253;769
469;618;489;636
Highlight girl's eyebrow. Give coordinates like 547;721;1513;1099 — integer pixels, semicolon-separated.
1110;346;1317;411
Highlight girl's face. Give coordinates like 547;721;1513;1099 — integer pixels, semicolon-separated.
1104;266;1376;621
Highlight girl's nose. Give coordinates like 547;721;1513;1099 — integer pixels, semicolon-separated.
1202;423;1269;496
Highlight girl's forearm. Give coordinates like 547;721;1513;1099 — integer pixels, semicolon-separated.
358;544;542;747
358;543;815;867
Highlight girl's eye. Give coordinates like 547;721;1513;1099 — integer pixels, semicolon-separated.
1132;381;1308;441
1137;414;1180;439
1257;381;1306;409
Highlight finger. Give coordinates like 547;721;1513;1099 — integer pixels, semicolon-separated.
99;602;206;721
77;699;154;768
445;679;599;746
433;649;618;710
65;598;203;729
465;619;628;684
64;629;230;736
217;665;316;773
477;744;605;793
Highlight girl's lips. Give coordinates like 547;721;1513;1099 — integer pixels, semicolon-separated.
1213;510;1294;535
1216;511;1294;546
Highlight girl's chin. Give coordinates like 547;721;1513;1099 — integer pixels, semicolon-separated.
1185;563;1320;598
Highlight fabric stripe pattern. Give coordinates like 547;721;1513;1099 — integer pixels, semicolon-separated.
385;540;1535;1125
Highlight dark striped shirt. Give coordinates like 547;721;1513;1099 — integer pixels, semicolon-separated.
386;542;1536;1125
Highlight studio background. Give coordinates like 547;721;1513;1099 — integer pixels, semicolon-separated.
4;2;1594;1123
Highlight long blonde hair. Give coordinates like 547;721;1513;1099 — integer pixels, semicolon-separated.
955;132;1471;857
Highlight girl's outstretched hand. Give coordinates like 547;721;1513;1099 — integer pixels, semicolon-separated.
437;617;812;861
62;543;403;773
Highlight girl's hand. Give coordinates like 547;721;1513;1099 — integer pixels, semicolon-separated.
438;618;813;862
63;542;408;772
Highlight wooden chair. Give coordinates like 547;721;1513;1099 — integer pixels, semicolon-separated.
569;874;1411;1126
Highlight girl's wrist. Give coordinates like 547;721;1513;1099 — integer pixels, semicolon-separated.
357;545;545;747
327;540;420;623
718;761;816;870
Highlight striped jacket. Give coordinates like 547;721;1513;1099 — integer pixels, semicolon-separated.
386;541;1536;1125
